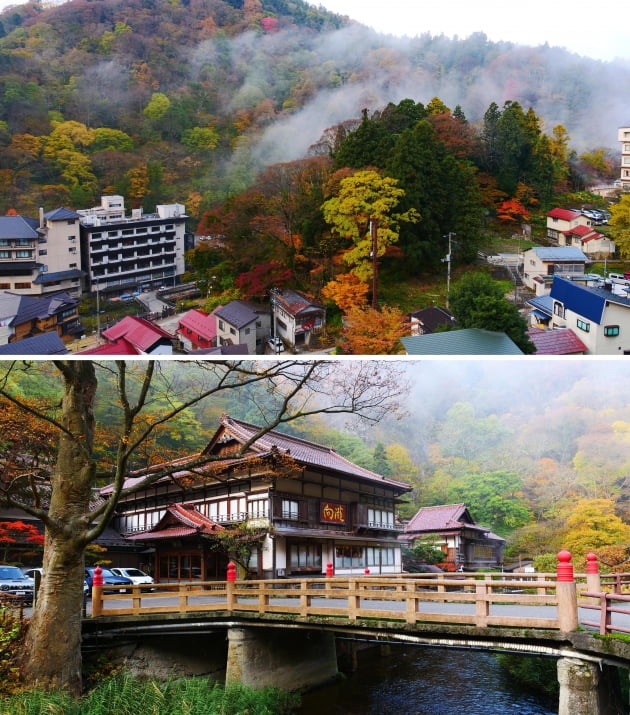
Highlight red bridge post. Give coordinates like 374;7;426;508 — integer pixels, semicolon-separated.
326;562;334;578
556;550;578;632
92;565;103;617
226;561;236;611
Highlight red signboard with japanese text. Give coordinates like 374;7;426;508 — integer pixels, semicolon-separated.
320;501;347;524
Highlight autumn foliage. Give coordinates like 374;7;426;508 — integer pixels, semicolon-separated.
0;520;44;561
342;305;409;354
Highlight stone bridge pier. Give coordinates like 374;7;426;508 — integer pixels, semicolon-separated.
225;627;338;692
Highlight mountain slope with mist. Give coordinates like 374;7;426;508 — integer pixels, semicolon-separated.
0;0;628;216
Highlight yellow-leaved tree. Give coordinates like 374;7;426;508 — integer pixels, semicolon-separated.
321;169;419;284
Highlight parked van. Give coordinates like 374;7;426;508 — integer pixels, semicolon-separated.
607;273;629;284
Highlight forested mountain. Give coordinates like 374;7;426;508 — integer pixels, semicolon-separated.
1;0;628;219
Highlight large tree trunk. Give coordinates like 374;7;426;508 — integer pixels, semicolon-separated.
20;364;97;696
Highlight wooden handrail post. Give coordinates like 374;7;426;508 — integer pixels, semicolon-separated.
475;581;490;627
598;592;611;635
556;550;578;633
348;578;358;621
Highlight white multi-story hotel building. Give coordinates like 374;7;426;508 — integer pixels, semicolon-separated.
78;195;191;298
618;126;630;192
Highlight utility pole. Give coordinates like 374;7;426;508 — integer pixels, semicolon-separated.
370;219;379;310
442;232;455;310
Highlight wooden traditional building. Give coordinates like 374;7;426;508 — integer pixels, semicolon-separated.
103;415;412;581
402;503;505;571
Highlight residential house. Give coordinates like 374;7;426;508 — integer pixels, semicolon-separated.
408;306;457;335
522;246;589;296
0;332;69;355
270;288;325;349
214;300;270;354
400;328;524;355
401;503;505;571
105;414;412;581
0;291;83;346
80;316;175;355
77;196;192;299
556;223;615;259
177;308;219;352
534;276;630;354
546;208;592;243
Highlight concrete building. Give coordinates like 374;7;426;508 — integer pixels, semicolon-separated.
619;125;630;192
77;196;191;299
0;210;84;297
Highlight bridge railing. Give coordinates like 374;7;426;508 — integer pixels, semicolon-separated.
580;591;630;636
89;571;569;630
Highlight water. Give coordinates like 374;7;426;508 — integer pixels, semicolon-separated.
298;645;557;714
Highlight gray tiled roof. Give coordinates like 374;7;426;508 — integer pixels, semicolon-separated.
44;208;80;221
0;216;39;239
214;300;259;329
0;332;68;355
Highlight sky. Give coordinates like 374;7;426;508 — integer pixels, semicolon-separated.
0;0;625;63
318;0;629;63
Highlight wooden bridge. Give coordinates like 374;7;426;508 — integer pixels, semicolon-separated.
82;553;630;715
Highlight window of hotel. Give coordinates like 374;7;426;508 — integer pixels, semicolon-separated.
366;547;395;567
14;283;31;289
158;554;202;581
604;325;620;337
248;498;268;519
289;543;321;571
0;251;9;259
367;508;394;528
15;250;32;258
281;499;299;520
0;283;9;289
335;545;364;569
576;319;590;332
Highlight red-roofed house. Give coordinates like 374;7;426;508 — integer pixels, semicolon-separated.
402;503;505;571
101;414;411;582
177;308;218;352
546;208;592;242
527;327;587;355
80;316;175;355
557;223;615;259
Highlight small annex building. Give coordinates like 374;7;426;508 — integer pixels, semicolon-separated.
401;503;505;571
103;414;412;582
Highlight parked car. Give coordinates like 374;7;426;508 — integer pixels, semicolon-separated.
23;567;89;596
0;565;34;604
110;567;154;590
84;567;133;593
267;336;285;353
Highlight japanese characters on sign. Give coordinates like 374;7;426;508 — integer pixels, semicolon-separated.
320;501;347;524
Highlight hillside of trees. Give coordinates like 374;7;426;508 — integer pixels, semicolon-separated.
0;0;625;219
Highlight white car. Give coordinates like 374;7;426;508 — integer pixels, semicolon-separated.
110;567;154;590
267;336;285;353
23;567;89;596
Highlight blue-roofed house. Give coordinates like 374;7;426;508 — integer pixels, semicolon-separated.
214;300;271;354
522;247;589;296
544;277;630;354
